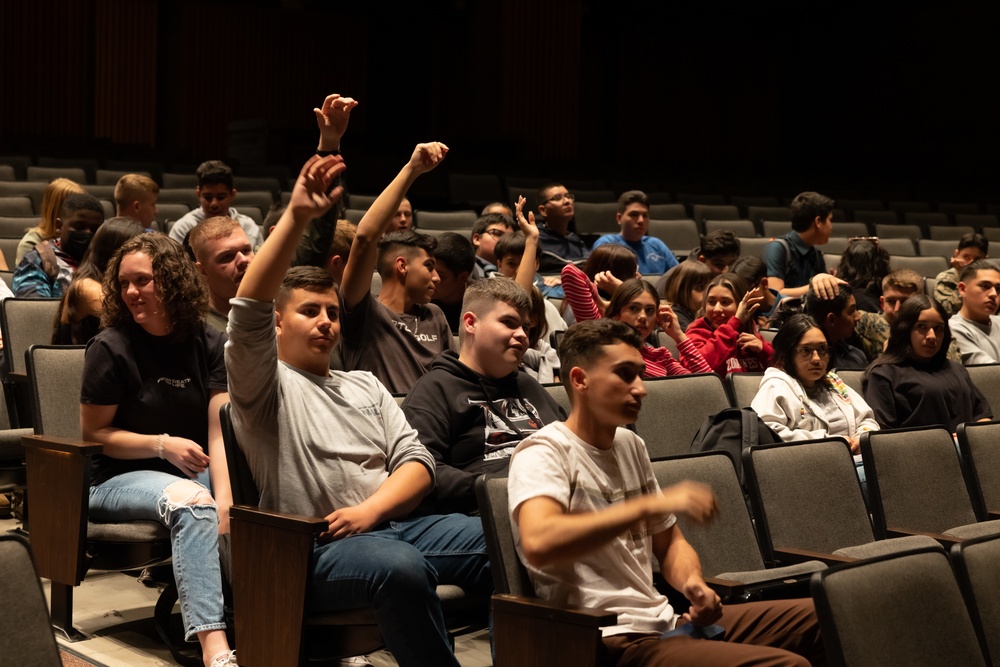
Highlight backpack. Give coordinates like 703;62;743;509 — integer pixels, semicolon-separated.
689;407;782;484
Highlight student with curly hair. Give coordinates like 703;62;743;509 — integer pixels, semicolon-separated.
81;232;236;667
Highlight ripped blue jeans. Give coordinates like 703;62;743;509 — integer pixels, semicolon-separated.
89;469;225;641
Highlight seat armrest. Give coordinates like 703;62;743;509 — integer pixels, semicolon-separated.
492;594;616;667
987;508;1000;521
885;527;962;546
22;434;102;585
230;505;326;533
772;547;855;566
703;576;746;599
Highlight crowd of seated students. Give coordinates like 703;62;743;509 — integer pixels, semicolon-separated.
11;91;1000;667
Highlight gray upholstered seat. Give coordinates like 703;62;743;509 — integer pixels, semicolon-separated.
957;420;1000;521
950;534;1000;664
0;535;62;666
636;374;732;460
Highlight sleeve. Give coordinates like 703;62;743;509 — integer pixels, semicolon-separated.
80;337;125;405
758;335;774;364
761;240;787;280
950;319;998;365
12;253;54;298
863;367;900;429
673;338;713;374
168;218;194;243
338;288;374;351
560;263;601;322
377;379;436;482
653;238;679;271
751;376;829;441
934;270;963;317
844;385;879;436
686;317;742;370
508;438;572;518
223;297;280;423
0;276;13;301
401;380;474;509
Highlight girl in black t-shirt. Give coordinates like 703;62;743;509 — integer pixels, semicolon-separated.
80;233;236;667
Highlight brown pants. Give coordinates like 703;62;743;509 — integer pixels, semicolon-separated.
601;598;825;667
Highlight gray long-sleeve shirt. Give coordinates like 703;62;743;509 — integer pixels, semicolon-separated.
950;313;1000;365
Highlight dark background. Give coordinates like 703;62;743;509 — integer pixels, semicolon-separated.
2;0;998;203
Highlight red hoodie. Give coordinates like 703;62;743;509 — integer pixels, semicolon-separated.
685;315;772;375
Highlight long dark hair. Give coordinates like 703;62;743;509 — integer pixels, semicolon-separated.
770;314;824;380
606;278;658;321
837;240;890;293
583;244;638;282
698;272;750;331
865;295;951;378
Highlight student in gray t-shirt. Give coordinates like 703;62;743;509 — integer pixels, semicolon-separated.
339;142;455;395
225;152;490;666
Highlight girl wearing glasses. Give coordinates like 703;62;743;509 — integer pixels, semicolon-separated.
863;295;991;431
752;314;878;455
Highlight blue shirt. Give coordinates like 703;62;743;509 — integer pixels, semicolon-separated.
762;231;825;289
591;234;678;275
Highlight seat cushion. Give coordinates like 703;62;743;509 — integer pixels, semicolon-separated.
944;519;1000;540
88;520;169;542
717;560;826;584
833;534;940;559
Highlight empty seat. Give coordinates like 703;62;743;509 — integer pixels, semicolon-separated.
822;237;851;254
730;195;780;217
0;182;48;213
956;420;1000;522
938;202;981;218
692;204;740;225
966;364;1000;422
738;237;772;260
727;372;763;408
238;205;262;226
236;190;275;214
27;166;88;184
0;196;33;216
907;212;950;229
648;220;700;255
890;255;947;277
746;205;790;225
955;214;1000;230
571;189;615;203
761;220;792;237
233;176;281;194
94;169;152;186
918;239;958;258
572;202;618;236
878;237;918;256
854;209;898;226
949;534;1000;664
812;546;986;667
0;216;35;239
157;188;200;209
930;225;976;241
415;210;478;231
635;374;731;459
347;194;377;211
704;219;756;237
647;203;687;220
154;203;189;226
0;165;14;181
161;172;197;189
874;223;921;241
833;222;872;237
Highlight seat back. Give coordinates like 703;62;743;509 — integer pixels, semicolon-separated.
572;202;618;236
0;299;61;379
0;535;63;666
415;210;478;231
726;372;763;408
636;374;731;460
957;421;1000;522
861;426;980;537
475;475;535;597
812;546;986;667
951;534;1000;665
543;382;572;417
220;402;262;507
27;345;86;440
966;364;1000;419
651;453;765;576
891;255;948;278
834;369;865;397
744;438;874;558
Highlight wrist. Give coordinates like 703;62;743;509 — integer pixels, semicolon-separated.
155;433;168;459
318;138;341;152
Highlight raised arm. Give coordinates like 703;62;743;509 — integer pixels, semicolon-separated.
236;154;345;303
514;195;540;292
340;142;449;309
314;93;358;152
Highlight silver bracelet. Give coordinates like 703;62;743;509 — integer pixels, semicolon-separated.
155;433;168;459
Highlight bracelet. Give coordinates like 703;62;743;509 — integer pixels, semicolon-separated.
155;433;168;459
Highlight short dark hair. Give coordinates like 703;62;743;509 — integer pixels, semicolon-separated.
60;193;104;219
461;277;531;321
790;191;835;233
195;160;234;190
376;230;438;277
616;190;648;215
957;232;989;255
262;202;285;241
731;256;767;288
803;284;854;327
583;244;638;282
434;232;476;275
276;265;337;311
558;319;642;397
770;314;824;378
536;183;564;208
699;230;741;259
836;240;890;292
472;213;514;237
959;258;1000;284
494;232;541;263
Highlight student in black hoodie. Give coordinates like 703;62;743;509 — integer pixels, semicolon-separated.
402;277;566;514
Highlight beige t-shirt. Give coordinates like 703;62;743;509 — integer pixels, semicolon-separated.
508;422;677;637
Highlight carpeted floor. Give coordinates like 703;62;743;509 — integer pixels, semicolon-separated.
60;648;105;667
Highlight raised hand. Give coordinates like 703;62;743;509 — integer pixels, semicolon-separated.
659;303;684;340
515;196;539;240
594;270;623;295
314;93;359;151
810;272;849;300
735;286;766;322
408;142;449;176
652;481;718;524
288;154;347;219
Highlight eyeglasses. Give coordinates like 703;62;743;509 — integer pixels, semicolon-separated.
483;228;509;238
542;192;575;205
794;345;830;359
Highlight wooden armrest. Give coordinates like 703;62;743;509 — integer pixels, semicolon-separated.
885;527;962;546
492;594;616;627
7;371;28;383
986;508;1000;520
703;576;746;599
772;547;855;565
22;434;102;456
230;505;326;534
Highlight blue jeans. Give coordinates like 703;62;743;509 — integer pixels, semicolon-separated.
308;513;491;667
89;469;226;641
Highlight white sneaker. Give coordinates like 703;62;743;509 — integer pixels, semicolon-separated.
337;657;373;666
209;649;238;667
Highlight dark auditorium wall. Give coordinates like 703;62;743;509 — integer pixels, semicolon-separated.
2;0;999;196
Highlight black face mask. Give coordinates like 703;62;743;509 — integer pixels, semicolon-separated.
63;231;93;262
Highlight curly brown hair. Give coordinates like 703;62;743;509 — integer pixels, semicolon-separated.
101;233;209;339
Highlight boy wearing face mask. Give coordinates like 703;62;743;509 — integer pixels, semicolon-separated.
13;193;104;298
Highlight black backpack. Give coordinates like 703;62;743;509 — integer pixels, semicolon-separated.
689;407;782;484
